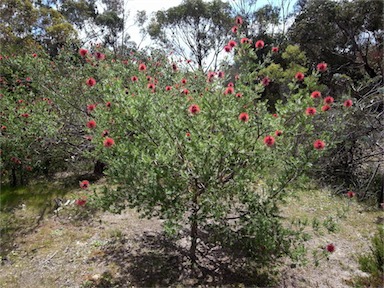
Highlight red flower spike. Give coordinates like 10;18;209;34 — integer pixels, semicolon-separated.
275;130;282;137
313;139;325;150
86;77;96;87
188;104;200;115
324;96;334;104
343;99;353;107
224;45;232;52
346;191;355;198
295;72;305;81
86;120;96;129
228;40;237;48
311;91;321;99
305;107;317;116
80;180;90;189
321;105;331;112
103;137;115;147
79;48;88;57
224;87;234;95
139;63;147;71
264;135;275;147
272;47;279;53
231;26;238;33
255;40;265;49
238;112;249;122
326;243;335;253
261;77;271;86
75;199;87;206
236;16;243;25
317;62;328;72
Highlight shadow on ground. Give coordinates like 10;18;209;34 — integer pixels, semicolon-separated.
90;231;274;287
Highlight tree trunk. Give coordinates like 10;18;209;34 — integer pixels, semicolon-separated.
10;167;17;187
190;193;199;266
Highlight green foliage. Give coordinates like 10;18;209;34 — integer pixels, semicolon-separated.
357;226;384;286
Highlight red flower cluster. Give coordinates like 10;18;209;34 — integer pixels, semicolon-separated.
165;86;172;91
228;40;237;48
346;191;356;198
261;77;271;86
275;130;282;137
224;86;234;95
231;26;238;33
224;45;232;53
87;104;96;112
272;47;279;53
241;38;250;44
139;63;147;71
75;199;87;206
235;16;243;25
321;105;331;112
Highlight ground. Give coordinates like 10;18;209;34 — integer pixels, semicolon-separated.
0;178;383;288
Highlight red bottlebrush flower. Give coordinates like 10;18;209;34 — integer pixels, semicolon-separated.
32;53;37;58
317;62;328;72
295;72;305;81
235;16;243;25
80;180;90;189
235;92;243;98
224;45;232;52
235;74;240;81
1;125;6;131
11;157;21;164
86;120;96;129
25;165;32;172
86;77;96;87
181;78;187;84
138;63;147;71
182;89;189;95
261;77;271;87
343;99;353;107
25;77;31;82
305;107;316;116
231;26;238;33
147;83;155;90
146;75;152;81
264;135;275;147
240;38;250;44
106;101;111;108
186;132;191;137
272;47;279;53
101;130;109;137
165;86;172;91
228;40;237;48
95;52;105;60
238;112;249;122
272;113;278;118
79;48;88;57
346;191;356;198
21;113;30;118
84;135;92;141
188;104;200;115
103;137;115;147
75;199;87;206
313;139;326;150
87;104;96;112
218;71;225;78
227;82;234;87
326;243;335;253
321;105;331;112
324;96;334;104
131;76;138;82
311;91;322;99
18;99;24;104
255;40;264;49
172;63;178;71
275;130;282;137
224;86;234;95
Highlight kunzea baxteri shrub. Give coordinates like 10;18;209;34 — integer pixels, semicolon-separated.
83;38;355;267
0;53;61;185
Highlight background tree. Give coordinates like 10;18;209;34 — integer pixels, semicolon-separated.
147;0;233;71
